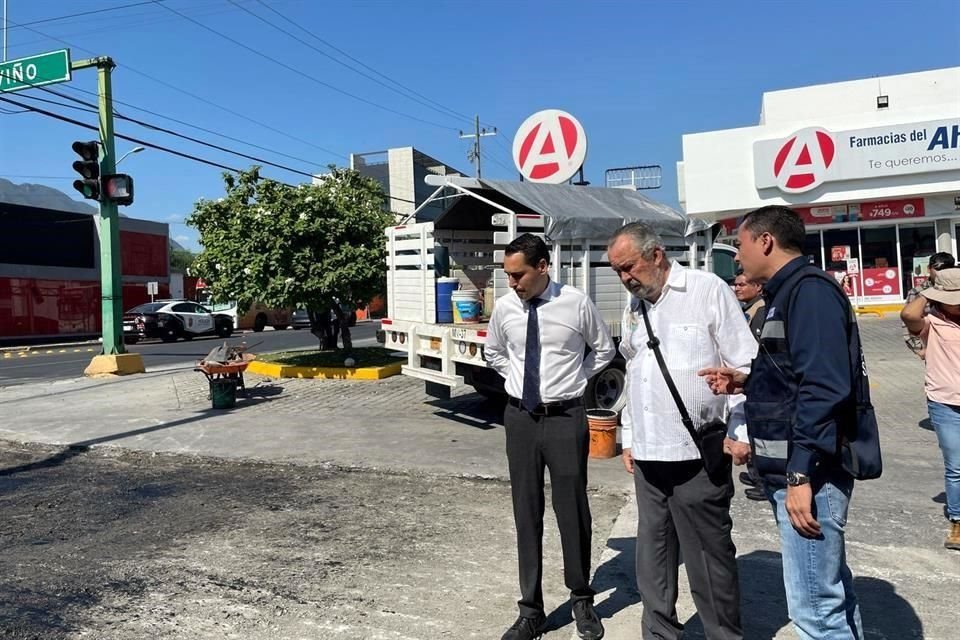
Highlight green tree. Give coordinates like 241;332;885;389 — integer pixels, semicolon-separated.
186;166;393;351
169;248;196;273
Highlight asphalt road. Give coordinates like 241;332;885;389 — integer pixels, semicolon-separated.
0;322;379;386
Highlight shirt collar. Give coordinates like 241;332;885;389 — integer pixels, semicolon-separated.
763;255;809;301
524;278;559;306
663;260;686;293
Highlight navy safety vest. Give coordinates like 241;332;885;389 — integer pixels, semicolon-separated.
744;264;882;484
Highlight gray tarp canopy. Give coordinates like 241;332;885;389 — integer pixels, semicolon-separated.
483;180;710;240
428;177;709;241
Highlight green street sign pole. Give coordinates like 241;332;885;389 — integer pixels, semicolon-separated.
73;56;123;356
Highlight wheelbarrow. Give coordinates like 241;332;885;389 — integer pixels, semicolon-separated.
195;352;256;409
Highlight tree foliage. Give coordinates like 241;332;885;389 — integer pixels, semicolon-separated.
186;167;392;348
169;248;196;273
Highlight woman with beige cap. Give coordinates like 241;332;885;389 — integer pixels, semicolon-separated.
902;267;960;551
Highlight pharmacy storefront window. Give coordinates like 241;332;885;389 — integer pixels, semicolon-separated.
899;222;937;295
804;231;824;268
823;228;860;297
860;226;901;299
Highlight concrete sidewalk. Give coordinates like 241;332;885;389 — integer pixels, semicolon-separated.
1;315;957;639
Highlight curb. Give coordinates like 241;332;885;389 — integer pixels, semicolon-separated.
0;340;101;353
247;360;402;380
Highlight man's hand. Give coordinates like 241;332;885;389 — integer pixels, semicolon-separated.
723;437;751;466
698;367;748;395
622;448;634;475
785;484;821;538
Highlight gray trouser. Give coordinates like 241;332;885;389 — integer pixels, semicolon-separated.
633;459;742;640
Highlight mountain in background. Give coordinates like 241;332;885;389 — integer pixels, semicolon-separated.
0;178;187;252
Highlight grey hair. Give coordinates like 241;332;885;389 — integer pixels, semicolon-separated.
608;222;665;259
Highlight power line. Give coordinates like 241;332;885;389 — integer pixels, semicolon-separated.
4;0;272;57
0;95;421;205
1;175;73;179
4;17;350;161
4;0;161;30
154;1;460;131
46;85;338;166
0;93;244;174
15;91;322;179
253;0;497;129
227;0;470;128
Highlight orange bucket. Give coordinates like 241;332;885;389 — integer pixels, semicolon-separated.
587;409;619;459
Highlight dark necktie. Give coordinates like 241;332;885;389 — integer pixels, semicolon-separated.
521;298;541;412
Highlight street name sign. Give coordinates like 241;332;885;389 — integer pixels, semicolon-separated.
0;49;72;94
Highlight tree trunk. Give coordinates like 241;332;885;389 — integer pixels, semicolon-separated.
332;304;352;352
308;309;334;351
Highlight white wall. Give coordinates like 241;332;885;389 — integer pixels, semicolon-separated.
681;67;960;221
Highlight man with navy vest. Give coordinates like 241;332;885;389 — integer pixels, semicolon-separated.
700;205;864;640
486;233;615;640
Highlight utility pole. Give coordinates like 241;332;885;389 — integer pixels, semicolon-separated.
459;115;497;179
3;0;8;61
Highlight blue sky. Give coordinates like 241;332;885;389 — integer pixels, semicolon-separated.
1;0;958;251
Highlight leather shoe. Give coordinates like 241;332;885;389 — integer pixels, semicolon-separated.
573;600;604;640
739;471;757;487
744;486;767;501
501;613;546;640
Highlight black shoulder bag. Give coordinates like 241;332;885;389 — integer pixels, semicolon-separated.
638;301;731;484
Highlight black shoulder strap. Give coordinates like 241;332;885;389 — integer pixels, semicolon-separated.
638;301;701;442
779;266;855;339
778;265;870;405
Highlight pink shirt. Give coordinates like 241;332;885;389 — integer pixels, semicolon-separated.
921;314;960;406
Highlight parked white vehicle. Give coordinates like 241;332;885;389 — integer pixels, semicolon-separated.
379;177;722;411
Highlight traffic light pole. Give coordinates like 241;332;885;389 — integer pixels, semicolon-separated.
73;56;124;356
96;59;123;356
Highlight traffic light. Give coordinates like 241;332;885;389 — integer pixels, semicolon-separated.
71;140;100;201
103;174;134;206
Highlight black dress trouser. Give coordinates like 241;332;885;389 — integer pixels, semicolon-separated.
633;459;743;640
504;402;595;618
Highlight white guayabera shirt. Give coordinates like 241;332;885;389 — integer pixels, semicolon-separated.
620;262;757;462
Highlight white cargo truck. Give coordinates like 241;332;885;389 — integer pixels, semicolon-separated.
379;176;720;411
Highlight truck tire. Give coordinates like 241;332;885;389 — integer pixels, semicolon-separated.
253;313;267;332
586;359;627;413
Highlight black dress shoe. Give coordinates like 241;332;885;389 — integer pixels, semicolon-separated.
573;600;604;640
739;471;758;487
501;613;546;640
745;486;767;501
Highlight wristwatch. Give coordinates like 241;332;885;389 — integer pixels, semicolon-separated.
786;471;810;486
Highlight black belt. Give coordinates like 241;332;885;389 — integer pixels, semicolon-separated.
508;396;583;416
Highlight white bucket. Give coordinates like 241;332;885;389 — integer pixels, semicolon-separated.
451;290;481;324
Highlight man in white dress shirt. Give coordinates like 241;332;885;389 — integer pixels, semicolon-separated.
486;233;616;640
607;223;756;640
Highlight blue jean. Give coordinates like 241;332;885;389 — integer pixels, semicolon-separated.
768;474;863;640
928;399;960;521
